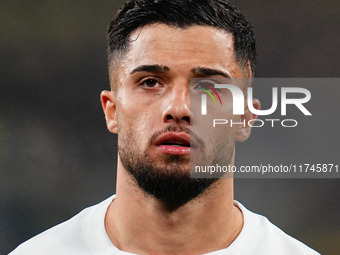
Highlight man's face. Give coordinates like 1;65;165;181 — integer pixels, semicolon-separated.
103;24;252;205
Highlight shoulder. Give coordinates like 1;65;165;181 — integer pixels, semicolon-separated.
232;201;320;255
9;196;115;255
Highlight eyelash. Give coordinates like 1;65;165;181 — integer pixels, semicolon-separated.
139;78;164;89
138;78;219;92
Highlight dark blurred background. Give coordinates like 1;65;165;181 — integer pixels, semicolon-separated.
1;0;339;254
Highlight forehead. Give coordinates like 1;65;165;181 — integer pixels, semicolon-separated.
111;24;242;81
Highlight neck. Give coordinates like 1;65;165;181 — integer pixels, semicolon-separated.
105;160;243;255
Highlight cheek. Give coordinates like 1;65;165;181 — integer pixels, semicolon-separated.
210;125;236;151
193;93;238;140
116;99;154;147
230;114;243;135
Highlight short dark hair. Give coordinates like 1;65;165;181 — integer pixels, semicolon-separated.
107;0;256;74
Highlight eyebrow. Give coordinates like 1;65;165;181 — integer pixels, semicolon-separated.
130;65;170;74
192;67;231;78
130;65;230;78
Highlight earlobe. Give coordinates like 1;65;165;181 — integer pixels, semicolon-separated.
100;90;118;134
235;99;260;142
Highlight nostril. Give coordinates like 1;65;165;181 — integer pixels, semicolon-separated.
165;114;190;123
182;116;190;123
162;103;191;124
166;114;174;120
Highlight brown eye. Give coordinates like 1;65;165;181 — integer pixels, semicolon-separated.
140;79;162;88
145;79;157;87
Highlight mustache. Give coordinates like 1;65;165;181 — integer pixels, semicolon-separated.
149;125;205;149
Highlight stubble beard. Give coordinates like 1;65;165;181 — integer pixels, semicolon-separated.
118;124;234;208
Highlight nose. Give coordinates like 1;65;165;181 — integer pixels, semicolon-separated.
162;86;191;125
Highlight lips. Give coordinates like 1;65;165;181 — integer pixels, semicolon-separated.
155;133;190;147
154;133;193;155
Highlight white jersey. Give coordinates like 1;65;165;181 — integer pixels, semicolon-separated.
10;195;320;255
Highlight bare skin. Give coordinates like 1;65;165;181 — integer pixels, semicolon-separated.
101;24;259;254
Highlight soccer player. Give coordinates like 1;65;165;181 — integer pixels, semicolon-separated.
10;0;320;254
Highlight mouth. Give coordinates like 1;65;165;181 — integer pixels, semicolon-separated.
154;132;193;156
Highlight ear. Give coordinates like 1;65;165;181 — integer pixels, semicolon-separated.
235;98;260;142
247;60;253;78
100;90;118;134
